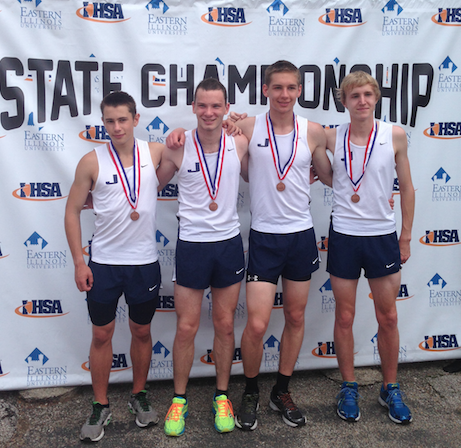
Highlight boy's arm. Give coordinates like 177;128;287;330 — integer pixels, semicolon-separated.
64;152;97;292
394;126;415;264
156;146;181;191
310;123;332;187
234;134;249;182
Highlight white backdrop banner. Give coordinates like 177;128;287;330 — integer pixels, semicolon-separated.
0;0;460;390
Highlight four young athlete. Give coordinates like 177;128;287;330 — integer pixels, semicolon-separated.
65;61;414;442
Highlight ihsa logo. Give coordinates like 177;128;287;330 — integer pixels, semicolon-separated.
201;7;250;27
77;2;129;23
319;8;364;27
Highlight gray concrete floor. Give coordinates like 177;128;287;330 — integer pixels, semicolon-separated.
1;360;461;448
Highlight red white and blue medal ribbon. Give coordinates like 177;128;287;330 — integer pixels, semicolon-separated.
106;139;141;220
343;121;377;203
193;130;225;211
266;112;298;191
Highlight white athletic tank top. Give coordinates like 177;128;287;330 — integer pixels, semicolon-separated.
177;130;241;242
248;113;313;233
90;139;159;264
332;121;396;236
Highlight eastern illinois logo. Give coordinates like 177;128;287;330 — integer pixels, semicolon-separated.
24;232;67;269
79;124;110;144
146;1;188;36
419;334;460;351
200;347;242;365
26;348;68;387
15;299;68;318
146;117;169;144
432;8;461;26
156;229;175;267
427;274;461;308
423;122;461;139
19;0;63;30
371;333;407;362
76;2;130;23
12;182;66;201
431;168;461;202
319;279;335;313
266;1;305;37
150;341;173;379
24;113;65;151
437;56;460;93
263;335;281;370
381;0;419;36
312;340;336;358
201;6;250;27
318;7;365;27
420;229;460;246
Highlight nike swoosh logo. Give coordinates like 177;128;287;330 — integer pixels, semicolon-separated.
380;142;385;145
386;263;395;269
149;285;158;291
235;268;244;274
141;164;148;168
312;257;319;264
227;147;235;151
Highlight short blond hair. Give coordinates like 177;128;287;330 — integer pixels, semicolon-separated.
338;71;381;104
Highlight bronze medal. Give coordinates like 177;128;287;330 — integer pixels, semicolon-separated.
351;194;360;203
130;211;140;221
267;113;298;195
209;202;218;211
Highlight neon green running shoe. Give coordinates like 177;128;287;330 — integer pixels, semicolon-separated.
164;397;188;436
213;394;235;433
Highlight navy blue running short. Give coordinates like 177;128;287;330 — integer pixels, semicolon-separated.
246;228;319;284
326;224;401;279
175;234;244;290
87;260;161;326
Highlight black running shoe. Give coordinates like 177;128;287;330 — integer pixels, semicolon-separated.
235;392;259;431
269;388;306;427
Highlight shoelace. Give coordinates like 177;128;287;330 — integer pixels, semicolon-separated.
134;392;150;411
279;393;297;411
386;388;406;406
242;394;258;412
89;403;104;424
336;387;361;403
165;403;184;422
216;398;233;418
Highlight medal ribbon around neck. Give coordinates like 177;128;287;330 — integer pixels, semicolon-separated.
343;121;377;194
193;130;226;202
266;112;299;182
106;139;140;211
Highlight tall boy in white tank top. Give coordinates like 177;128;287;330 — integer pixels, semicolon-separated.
313;71;415;425
229;61;326;431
